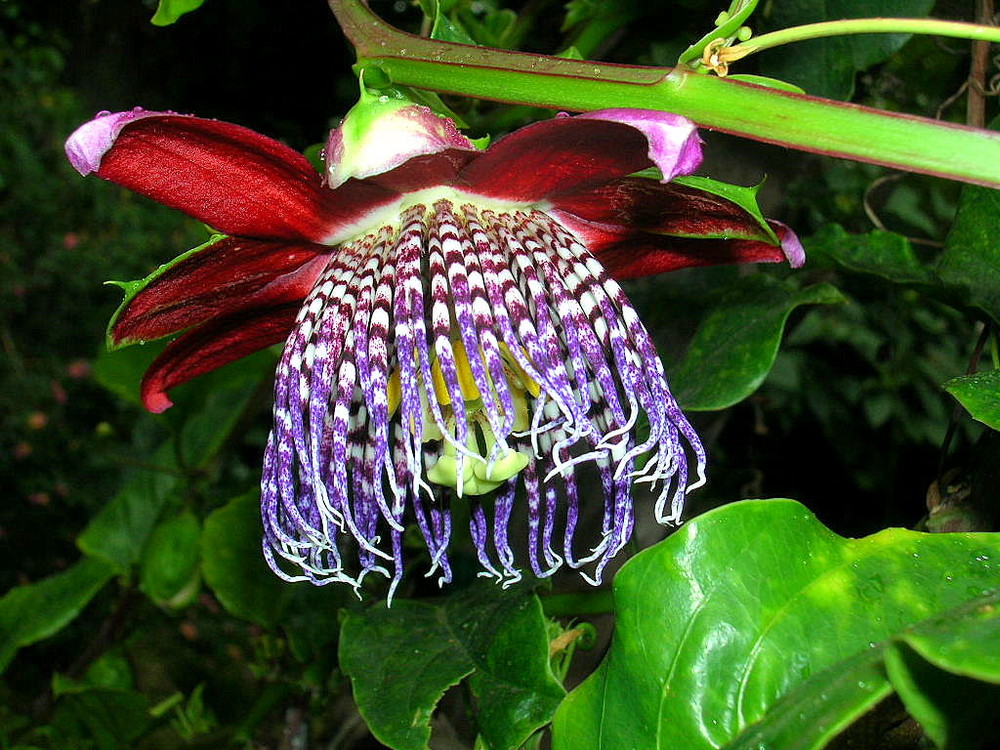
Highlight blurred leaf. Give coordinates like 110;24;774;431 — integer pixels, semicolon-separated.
943;370;1000;431
80;350;272;571
140;509;201;608
151;0;207;27
0;557;114;673
341;584;564;750
806;224;934;286
758;0;935;99
92;339;167;406
201;493;291;627
672;276;845;410
76;441;181;571
939;184;1000;324
282;584;347;663
50;688;153;747
551;499;1000;749
173;348;275;466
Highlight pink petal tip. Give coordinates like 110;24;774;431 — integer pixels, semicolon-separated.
65;108;189;176
771;221;806;268
579;109;703;181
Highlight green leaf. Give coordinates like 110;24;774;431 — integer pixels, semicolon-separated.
897;590;1000;682
885;638;1000;749
417;0;477;45
140;509;201;608
0;557;115;673
672;276;845;410
281;584;348;663
200;493;292;627
105;234;226;349
92;338;168;405
151;0;207;26
551;499;1000;749
76;441;181;571
725;75;806;94
943;370;1000;430
806;224;935;286
50;688;153;747
726;593;1000;750
80;349;273;572
884;594;1000;750
725;648;893;750
672;175;778;243
340;584;565;750
939;184;1000;324
758;0;935;99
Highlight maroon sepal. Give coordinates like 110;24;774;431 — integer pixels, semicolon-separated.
140;302;300;413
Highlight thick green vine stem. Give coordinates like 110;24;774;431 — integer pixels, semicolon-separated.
329;0;1000;189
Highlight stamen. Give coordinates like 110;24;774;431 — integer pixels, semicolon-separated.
261;197;705;596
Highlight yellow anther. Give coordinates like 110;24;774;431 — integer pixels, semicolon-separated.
384;338;540;493
431;340;481;405
387;369;401;414
500;344;541;398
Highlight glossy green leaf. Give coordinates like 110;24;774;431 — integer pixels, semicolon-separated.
897;589;1000;682
140;509;201;608
729;591;1000;749
551;499;1000;749
885;593;1000;750
939;184;1000;324
885;637;1000;750
0;557;115;673
672;276;845;410
201;493;291;627
151;0;207;27
806;224;934;286
340;584;564;750
943;370;1000;431
758;0;935;99
725;648;893;750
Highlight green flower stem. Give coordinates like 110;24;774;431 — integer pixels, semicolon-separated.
677;0;760;66
541;590;615;617
732;17;1000;58
329;0;1000;189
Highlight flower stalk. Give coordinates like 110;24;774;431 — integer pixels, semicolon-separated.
329;0;1000;190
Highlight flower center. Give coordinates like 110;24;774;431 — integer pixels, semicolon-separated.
387;339;540;496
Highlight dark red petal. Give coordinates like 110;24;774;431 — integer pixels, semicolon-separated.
69;111;396;241
111;237;327;346
592;233;789;280
140;302;299;413
458;111;700;202
551;178;771;238
364;149;480;193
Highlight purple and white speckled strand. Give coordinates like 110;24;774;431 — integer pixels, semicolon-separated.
261;198;704;596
